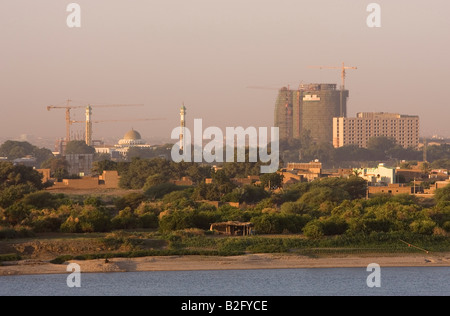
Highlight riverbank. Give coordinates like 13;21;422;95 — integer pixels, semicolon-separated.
1;252;450;276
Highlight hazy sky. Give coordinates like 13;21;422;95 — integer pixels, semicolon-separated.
1;0;449;145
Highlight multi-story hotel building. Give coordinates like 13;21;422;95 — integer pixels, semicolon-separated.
333;112;419;149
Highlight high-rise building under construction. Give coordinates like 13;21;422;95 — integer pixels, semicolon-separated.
274;83;348;144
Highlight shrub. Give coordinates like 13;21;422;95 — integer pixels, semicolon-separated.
360;218;394;233
252;213;309;234
31;214;63;233
280;202;308;215
410;219;436;235
60;216;81;233
114;192;147;210
0;226;34;239
159;210;195;232
443;221;450;233
0;253;21;262
321;217;349;235
84;196;104;207
303;220;324;239
299;187;350;208
59;205;111;233
111;207;139;229
139;213;159;229
145;183;187;200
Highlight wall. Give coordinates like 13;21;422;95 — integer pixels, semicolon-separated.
368;184;414;196
99;170;120;188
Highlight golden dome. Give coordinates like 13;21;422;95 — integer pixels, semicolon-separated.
123;129;141;140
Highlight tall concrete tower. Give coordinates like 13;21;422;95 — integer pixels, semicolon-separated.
274;83;349;144
180;104;186;151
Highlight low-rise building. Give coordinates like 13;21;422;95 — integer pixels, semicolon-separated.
435;180;450;190
429;169;449;181
170;177;194;186
49;170;120;190
283;161;322;183
395;169;427;183
354;163;396;185
368;183;421;196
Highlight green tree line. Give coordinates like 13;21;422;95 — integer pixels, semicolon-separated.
1;161;449;240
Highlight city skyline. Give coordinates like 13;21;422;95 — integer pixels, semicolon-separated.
1;1;450;144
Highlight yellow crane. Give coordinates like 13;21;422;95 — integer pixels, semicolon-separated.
46;100;144;142
308;62;357;116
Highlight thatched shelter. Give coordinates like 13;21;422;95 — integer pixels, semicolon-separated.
210;221;254;236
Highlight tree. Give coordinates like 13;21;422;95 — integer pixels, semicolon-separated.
340;176;368;200
119;157;175;189
367;136;397;153
435;184;450;205
41;157;70;180
259;173;284;190
0;140;54;166
146;174;170;188
0;184;36;209
91;159;117;176
186;164;211;184
299;186;350;208
0;141;34;160
301;142;334;164
303;220;324;239
333;145;375;163
0;162;44;190
409;219;436;235
210;169;236;196
65;140;95;155
145;182;187;200
431;159;450;170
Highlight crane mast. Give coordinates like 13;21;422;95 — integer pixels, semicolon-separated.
46;102;144;145
308;62;357;117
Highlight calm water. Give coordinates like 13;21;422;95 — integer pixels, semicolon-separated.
0;267;449;296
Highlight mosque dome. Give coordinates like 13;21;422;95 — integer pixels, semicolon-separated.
118;129;145;146
123;129;141;140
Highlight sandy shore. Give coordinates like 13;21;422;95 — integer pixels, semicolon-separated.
1;253;450;276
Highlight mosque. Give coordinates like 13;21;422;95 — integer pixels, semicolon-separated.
95;128;150;158
114;128;150;155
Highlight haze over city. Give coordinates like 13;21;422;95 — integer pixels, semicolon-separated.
1;0;449;148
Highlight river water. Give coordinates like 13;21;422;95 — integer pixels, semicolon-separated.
0;267;449;296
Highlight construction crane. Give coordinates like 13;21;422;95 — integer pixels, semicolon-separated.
46;100;144;142
71;115;166;146
308;62;357;117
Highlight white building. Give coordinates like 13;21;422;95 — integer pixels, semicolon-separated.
354;163;396;185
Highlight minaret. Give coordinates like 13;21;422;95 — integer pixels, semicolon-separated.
180;104;186;151
85;106;92;146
